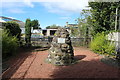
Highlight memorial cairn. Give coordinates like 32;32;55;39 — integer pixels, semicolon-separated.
46;28;74;65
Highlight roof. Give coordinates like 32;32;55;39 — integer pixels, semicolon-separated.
0;16;22;22
0;16;25;28
0;19;6;22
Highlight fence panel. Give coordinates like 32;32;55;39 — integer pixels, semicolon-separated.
71;38;92;47
22;37;92;47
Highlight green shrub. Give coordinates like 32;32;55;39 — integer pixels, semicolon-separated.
3;21;21;40
2;29;19;58
90;32;116;57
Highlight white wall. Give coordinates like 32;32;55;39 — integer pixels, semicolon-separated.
21;27;33;34
32;29;42;34
20;28;25;34
107;32;120;49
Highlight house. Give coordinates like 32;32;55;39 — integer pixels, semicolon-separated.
42;28;58;36
66;24;78;28
0;17;6;28
0;16;26;34
42;27;71;37
65;22;77;35
66;22;78;28
32;29;43;35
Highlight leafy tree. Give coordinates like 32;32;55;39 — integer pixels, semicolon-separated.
88;2;120;35
69;26;78;37
25;18;32;46
31;20;41;29
46;24;61;29
76;9;93;38
3;21;21;40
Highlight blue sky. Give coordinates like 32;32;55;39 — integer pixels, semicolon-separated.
1;0;89;29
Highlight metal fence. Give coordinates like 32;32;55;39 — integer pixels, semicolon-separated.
30;37;52;47
22;37;92;47
71;38;92;47
31;37;92;47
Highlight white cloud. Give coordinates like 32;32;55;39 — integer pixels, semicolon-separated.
59;17;71;20
41;0;89;14
2;0;89;14
24;0;34;8
1;1;34;14
1;2;24;8
7;8;25;13
1;2;34;8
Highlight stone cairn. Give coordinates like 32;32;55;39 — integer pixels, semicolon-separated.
46;28;74;65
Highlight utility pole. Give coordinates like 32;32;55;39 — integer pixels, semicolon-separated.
115;7;118;31
119;14;120;30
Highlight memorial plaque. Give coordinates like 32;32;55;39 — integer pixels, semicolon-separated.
58;38;65;43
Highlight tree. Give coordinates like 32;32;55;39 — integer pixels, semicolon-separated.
31;20;41;29
3;21;21;40
88;2;120;35
76;9;93;38
88;1;120;60
25;18;32;46
46;24;61;29
70;27;78;37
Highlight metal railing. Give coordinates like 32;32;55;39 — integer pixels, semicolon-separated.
21;37;92;47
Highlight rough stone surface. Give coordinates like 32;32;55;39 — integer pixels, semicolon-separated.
46;28;74;65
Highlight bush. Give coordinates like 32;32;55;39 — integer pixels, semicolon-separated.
2;29;19;58
90;32;116;57
3;21;21;40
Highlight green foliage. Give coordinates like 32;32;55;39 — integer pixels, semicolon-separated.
90;32;116;57
76;9;93;38
77;18;90;38
3;21;21;40
31;20;41;29
2;29;18;58
25;18;32;46
70;27;79;37
46;24;61;29
88;2;120;35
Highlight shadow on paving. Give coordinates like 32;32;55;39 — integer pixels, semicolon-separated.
74;55;86;61
2;49;33;79
33;47;50;51
1;46;50;79
50;58;120;79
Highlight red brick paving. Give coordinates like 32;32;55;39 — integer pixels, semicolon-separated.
2;47;120;79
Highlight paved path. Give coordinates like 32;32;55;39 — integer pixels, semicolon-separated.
2;47;120;79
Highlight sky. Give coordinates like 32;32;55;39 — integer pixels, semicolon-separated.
1;0;89;29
